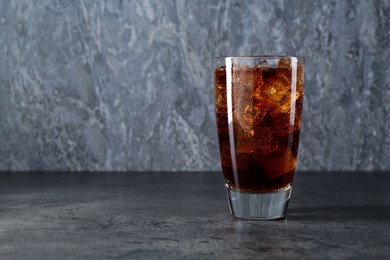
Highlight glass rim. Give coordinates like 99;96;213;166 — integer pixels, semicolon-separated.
215;55;304;60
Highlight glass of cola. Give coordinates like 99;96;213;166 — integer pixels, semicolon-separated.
214;56;304;219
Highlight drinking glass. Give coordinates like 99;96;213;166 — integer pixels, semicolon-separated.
214;56;304;219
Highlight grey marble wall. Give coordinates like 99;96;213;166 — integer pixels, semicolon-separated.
0;0;389;171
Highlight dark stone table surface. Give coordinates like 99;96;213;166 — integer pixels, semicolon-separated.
0;172;389;259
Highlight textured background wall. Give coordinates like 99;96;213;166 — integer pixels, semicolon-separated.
0;0;389;171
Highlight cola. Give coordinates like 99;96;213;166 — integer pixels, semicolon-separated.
214;58;304;193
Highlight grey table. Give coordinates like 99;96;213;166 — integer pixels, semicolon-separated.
0;172;389;259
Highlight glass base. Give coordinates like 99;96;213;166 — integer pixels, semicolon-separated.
226;185;292;220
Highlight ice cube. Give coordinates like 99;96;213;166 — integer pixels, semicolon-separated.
233;103;267;133
253;73;269;106
233;104;252;134
277;58;291;69
273;62;304;114
231;65;266;132
265;73;291;104
254;148;296;179
255;60;270;69
275;90;302;114
233;63;255;90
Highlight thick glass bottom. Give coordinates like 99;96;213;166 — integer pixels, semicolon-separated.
226;185;291;220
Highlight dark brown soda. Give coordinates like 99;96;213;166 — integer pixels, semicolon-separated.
214;62;304;193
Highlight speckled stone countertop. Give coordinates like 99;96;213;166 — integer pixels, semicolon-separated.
0;172;389;259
